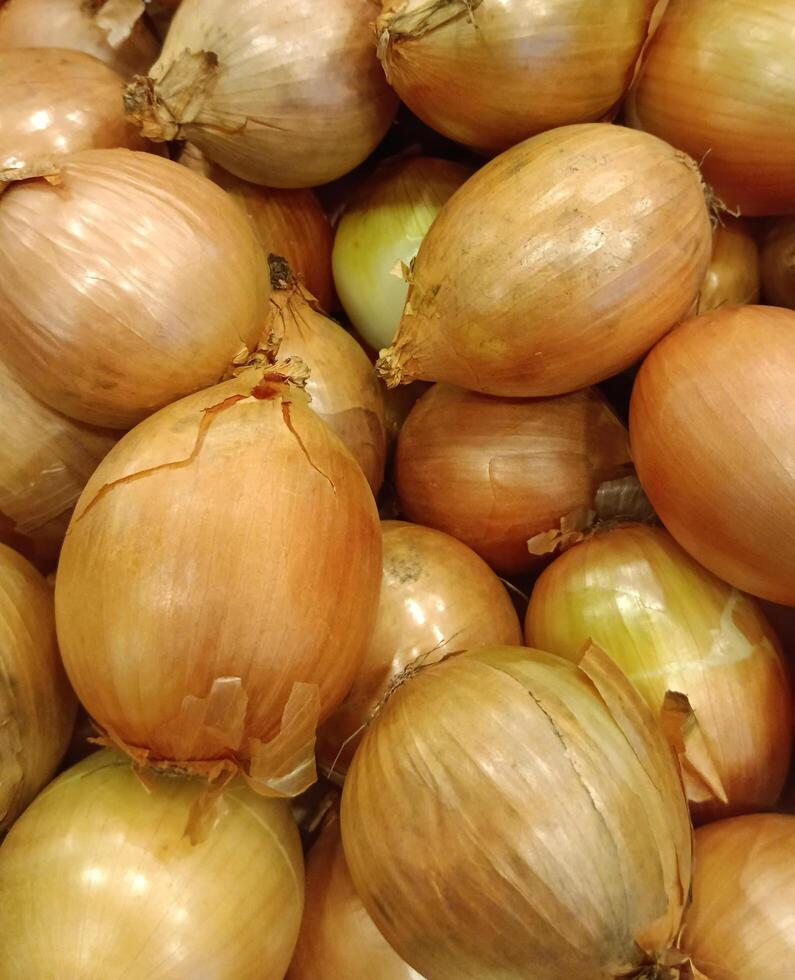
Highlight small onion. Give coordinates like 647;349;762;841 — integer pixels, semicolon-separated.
0;148;268;429
124;0;399;188
0;543;76;833
395;384;631;574
698;217;760;314
378;124;711;397
341;645;693;980
760;217;795;310
526;523;792;821
332;157;471;352
317;520;522;776
630;305;795;605
0;750;304;976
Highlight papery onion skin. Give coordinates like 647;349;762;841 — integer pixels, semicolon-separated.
395;384;631;574
317;520;522;776
0;543;76;833
0;148;269;429
126;0;399;188
526;523;792;822
378;124;711;397
761;217;795;310
698;217;760;314
0;750;304;977
341;645;693;980
630;305;795;605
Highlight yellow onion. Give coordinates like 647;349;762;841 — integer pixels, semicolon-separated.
630;305;795;605
124;0;398;188
526;523;792;822
395;383;631;574
378;124;711;397
332;157;471;352
55;367;382;790
288;808;423;979
0;750;304;976
679;813;795;979
0;543;76;833
698;217;760;314
317;520;522;776
0;148;268;429
341;645;693;980
627;0;795;216
760;217;795;310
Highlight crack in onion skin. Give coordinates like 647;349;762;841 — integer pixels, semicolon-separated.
630;305;795;606
697;217;760;314
761;217;795;311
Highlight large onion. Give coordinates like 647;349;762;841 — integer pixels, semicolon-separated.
761;217;795;310
378;124;711;397
0;750;304;976
317;520;521;776
526;523;792;821
395;384;631;574
630;305;795;605
341;645;693;980
0;148;268;429
124;0;399;188
0;543;76;833
698;217;760;313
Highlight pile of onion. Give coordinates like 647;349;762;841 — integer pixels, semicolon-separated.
761;217;795;310
698;217;760;313
0;148;268;429
0;750;304;975
378;124;711;397
630;305;795;605
526;523;792;821
124;0;398;187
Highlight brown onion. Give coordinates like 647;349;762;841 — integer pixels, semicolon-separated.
0;148;268;429
761;216;795;310
125;0;398;188
630;305;795;605
395;384;631;574
698;217;760;313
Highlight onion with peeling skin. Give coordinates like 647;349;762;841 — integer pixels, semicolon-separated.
698;217;760;314
761;217;795;310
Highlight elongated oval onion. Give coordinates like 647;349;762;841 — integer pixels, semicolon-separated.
125;0;398;188
395;384;631;574
630;305;795;605
332;157;471;353
0;750;304;976
698;217;760;314
0;543;76;833
341;645;693;980
378;124;711;397
679;814;795;980
0;148;268;429
627;0;795;216
55;369;382;781
317;521;521;775
526;523;792;821
761;217;795;310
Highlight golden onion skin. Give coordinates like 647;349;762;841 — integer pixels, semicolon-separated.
698;217;760;314
761;217;795;310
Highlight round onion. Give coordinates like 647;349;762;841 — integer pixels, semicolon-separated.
341;645;693;980
698;217;760;314
395;383;631;574
0;543;76;833
630;305;795;605
55;368;382;786
0;750;304;975
332;157;471;353
761;217;795;310
378;124;712;397
0;148;269;429
526;523;792;822
124;0;399;188
627;0;795;216
317;520;522;776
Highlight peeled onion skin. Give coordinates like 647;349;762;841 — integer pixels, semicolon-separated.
697;217;760;314
630;305;795;606
0;750;305;978
761;217;795;310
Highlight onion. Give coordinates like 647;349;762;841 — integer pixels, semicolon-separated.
317;520;522;776
761;217;795;310
526;523;792;822
0;750;304;975
124;0;399;188
0;148;268;429
378;124;712;397
630;305;795;605
395;383;631;574
55;366;382;790
627;0;795;216
332;157;471;353
698;217;760;314
341;645;693;980
0;543;76;833
679;814;795;980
